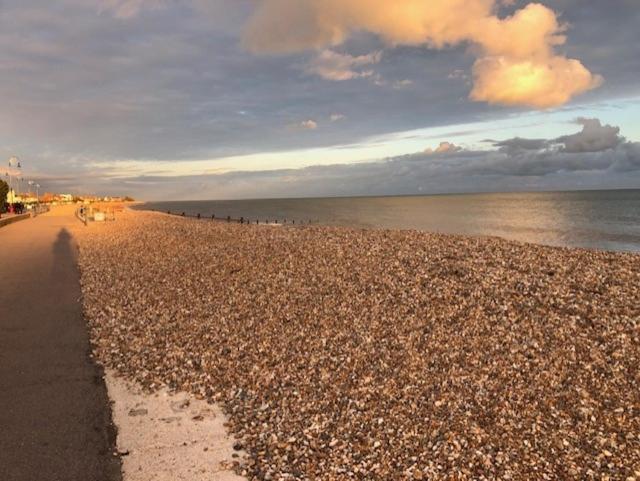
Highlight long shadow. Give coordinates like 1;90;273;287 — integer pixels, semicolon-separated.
51;228;75;279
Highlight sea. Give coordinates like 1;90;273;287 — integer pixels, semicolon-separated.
137;189;640;253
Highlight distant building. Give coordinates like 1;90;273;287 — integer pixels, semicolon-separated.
98;195;126;202
15;192;38;203
41;192;56;203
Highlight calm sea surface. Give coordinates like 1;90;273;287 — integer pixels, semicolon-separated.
138;190;640;253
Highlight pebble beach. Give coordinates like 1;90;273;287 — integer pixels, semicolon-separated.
76;210;640;481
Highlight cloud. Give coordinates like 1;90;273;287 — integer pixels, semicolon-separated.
448;69;468;80
391;119;640;178
372;74;386;87
188;119;640;197
493;137;549;155
243;0;602;108
44;118;640;200
305;49;382;81
298;120;318;130
99;0;166;18
118;125;640;200
555;118;623;153
330;114;346;122
392;79;414;89
424;141;462;154
469;54;601;109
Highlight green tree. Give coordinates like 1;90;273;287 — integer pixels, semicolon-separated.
0;179;8;212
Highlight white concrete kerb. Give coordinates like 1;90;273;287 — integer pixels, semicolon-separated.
104;370;247;481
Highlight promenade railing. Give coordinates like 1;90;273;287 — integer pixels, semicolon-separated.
76;207;88;226
31;204;50;217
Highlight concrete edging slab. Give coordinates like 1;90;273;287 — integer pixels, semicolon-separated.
0;213;31;228
104;370;248;481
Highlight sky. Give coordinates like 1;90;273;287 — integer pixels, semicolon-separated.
0;0;639;200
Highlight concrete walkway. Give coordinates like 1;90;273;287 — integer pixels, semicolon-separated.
0;205;121;481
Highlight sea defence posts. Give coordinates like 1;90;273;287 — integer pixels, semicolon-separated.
157;209;317;226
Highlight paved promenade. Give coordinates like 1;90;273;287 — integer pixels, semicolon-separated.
0;206;121;481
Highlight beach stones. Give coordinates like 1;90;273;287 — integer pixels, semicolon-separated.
75;211;640;480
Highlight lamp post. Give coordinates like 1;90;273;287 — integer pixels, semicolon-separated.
16;159;23;200
17;160;22;197
7;156;19;202
7;156;21;212
28;180;35;209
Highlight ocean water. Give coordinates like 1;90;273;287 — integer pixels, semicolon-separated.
138;189;640;253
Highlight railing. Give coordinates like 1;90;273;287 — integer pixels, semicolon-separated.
76;207;88;226
31;204;50;217
76;205;118;225
0;204;48;226
154;209;318;226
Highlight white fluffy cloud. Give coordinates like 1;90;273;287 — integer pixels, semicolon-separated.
244;0;602;108
305;50;382;81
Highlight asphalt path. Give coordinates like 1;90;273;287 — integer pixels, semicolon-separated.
0;205;121;481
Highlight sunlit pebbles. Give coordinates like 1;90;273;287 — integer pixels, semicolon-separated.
76;210;640;480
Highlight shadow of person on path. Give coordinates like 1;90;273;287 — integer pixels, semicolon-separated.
52;228;75;279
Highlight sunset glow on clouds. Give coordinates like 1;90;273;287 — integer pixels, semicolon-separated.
305;50;382;81
244;0;602;108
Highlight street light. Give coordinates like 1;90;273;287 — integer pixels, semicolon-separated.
17;161;22;197
28;180;34;205
7;156;19;201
